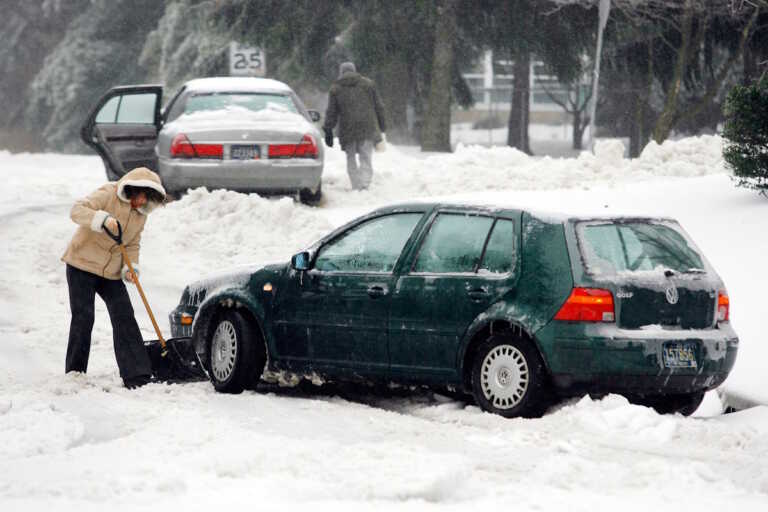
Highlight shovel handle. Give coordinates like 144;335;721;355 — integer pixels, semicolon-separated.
106;219;167;351
118;244;167;350
102;221;123;244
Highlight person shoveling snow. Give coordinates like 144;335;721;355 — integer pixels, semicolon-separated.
61;167;166;389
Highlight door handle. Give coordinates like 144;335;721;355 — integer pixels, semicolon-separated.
467;288;490;301
367;285;388;298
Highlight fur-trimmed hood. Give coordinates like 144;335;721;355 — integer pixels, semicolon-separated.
116;167;166;215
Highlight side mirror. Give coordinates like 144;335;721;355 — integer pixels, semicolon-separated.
307;110;321;122
291;251;311;271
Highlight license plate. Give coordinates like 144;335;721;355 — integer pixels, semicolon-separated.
663;342;697;368
231;144;260;160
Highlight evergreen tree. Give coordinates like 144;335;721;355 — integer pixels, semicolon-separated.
722;76;768;193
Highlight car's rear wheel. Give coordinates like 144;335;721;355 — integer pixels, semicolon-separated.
470;333;548;418
643;391;706;416
299;183;322;205
208;309;265;393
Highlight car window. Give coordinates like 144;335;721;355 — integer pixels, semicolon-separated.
116;93;157;124
314;213;423;273
577;221;705;275
479;219;516;275
95;96;120;124
184;93;298;115
413;214;494;274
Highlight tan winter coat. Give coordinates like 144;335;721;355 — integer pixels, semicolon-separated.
61;167;166;280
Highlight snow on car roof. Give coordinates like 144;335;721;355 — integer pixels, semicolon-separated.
370;201;674;225
183;77;293;94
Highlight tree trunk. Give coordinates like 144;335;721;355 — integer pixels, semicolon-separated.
743;45;757;85
508;48;531;154
572;109;583;150
377;58;412;144
421;0;457;152
652;0;694;144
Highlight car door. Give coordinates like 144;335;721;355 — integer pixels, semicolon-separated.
272;212;424;374
81;85;163;180
389;212;520;380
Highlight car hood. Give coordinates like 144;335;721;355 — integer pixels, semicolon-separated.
181;262;286;308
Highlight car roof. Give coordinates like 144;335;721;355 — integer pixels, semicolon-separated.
183;77;293;94
368;202;676;225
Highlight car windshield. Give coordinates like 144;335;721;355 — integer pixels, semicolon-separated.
576;220;705;276
183;93;298;115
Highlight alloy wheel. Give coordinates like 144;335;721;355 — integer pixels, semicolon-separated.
211;320;238;382
480;344;530;409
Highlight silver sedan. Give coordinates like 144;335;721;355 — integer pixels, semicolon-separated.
81;77;325;204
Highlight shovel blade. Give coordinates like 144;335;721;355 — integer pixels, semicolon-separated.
145;337;207;382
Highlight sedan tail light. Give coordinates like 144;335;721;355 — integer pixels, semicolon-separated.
294;134;318;158
268;134;318;159
717;290;730;322
170;133;223;159
554;288;615;323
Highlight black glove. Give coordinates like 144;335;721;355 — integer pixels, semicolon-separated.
324;129;333;147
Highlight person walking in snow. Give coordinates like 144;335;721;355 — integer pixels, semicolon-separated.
323;61;387;190
61;167;166;389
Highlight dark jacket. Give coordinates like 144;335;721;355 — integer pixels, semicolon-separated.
323;72;387;150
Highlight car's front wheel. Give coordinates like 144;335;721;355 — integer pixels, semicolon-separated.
470;334;548;418
208;309;265;393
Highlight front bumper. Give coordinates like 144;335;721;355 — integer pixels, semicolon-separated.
536;321;739;395
159;157;323;194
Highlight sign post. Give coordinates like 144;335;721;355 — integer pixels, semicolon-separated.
229;42;266;77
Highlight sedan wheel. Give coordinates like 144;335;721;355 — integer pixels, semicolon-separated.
208;309;266;393
471;334;547;418
299;183;322;205
211;320;238;383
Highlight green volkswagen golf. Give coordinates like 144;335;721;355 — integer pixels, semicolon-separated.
170;203;738;417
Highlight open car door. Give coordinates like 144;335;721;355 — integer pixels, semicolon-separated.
81;85;163;181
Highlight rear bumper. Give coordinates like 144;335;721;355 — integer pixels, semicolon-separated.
536;321;739;396
159;157;323;193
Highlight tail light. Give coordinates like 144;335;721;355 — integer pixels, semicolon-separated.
268;134;318;159
717;290;730;322
554;288;615;323
170;133;222;159
294;134;318;158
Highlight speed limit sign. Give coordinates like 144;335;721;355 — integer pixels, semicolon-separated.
229;42;266;76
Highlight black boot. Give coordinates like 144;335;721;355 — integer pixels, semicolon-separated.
124;375;151;389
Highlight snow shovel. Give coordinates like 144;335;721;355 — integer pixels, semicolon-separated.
103;221;206;382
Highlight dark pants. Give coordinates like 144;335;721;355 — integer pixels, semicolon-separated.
65;264;151;383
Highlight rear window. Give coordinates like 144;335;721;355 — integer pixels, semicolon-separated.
576;220;705;276
183;93;298;115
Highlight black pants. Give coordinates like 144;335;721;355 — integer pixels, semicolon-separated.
65;264;151;382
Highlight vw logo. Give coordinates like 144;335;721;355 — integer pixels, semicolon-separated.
665;285;679;305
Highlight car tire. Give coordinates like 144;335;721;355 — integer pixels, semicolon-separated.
470;333;548;418
645;391;706;416
208;309;265;394
299;183;322;205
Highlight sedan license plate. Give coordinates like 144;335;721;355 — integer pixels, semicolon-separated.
663;342;697;368
231;144;260;160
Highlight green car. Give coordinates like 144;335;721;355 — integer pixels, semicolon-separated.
170;203;738;417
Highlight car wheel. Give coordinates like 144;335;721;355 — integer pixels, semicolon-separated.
471;333;547;418
299;183;322;205
208;309;265;393
644;391;706;416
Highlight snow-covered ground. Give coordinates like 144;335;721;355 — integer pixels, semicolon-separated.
1;136;767;510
